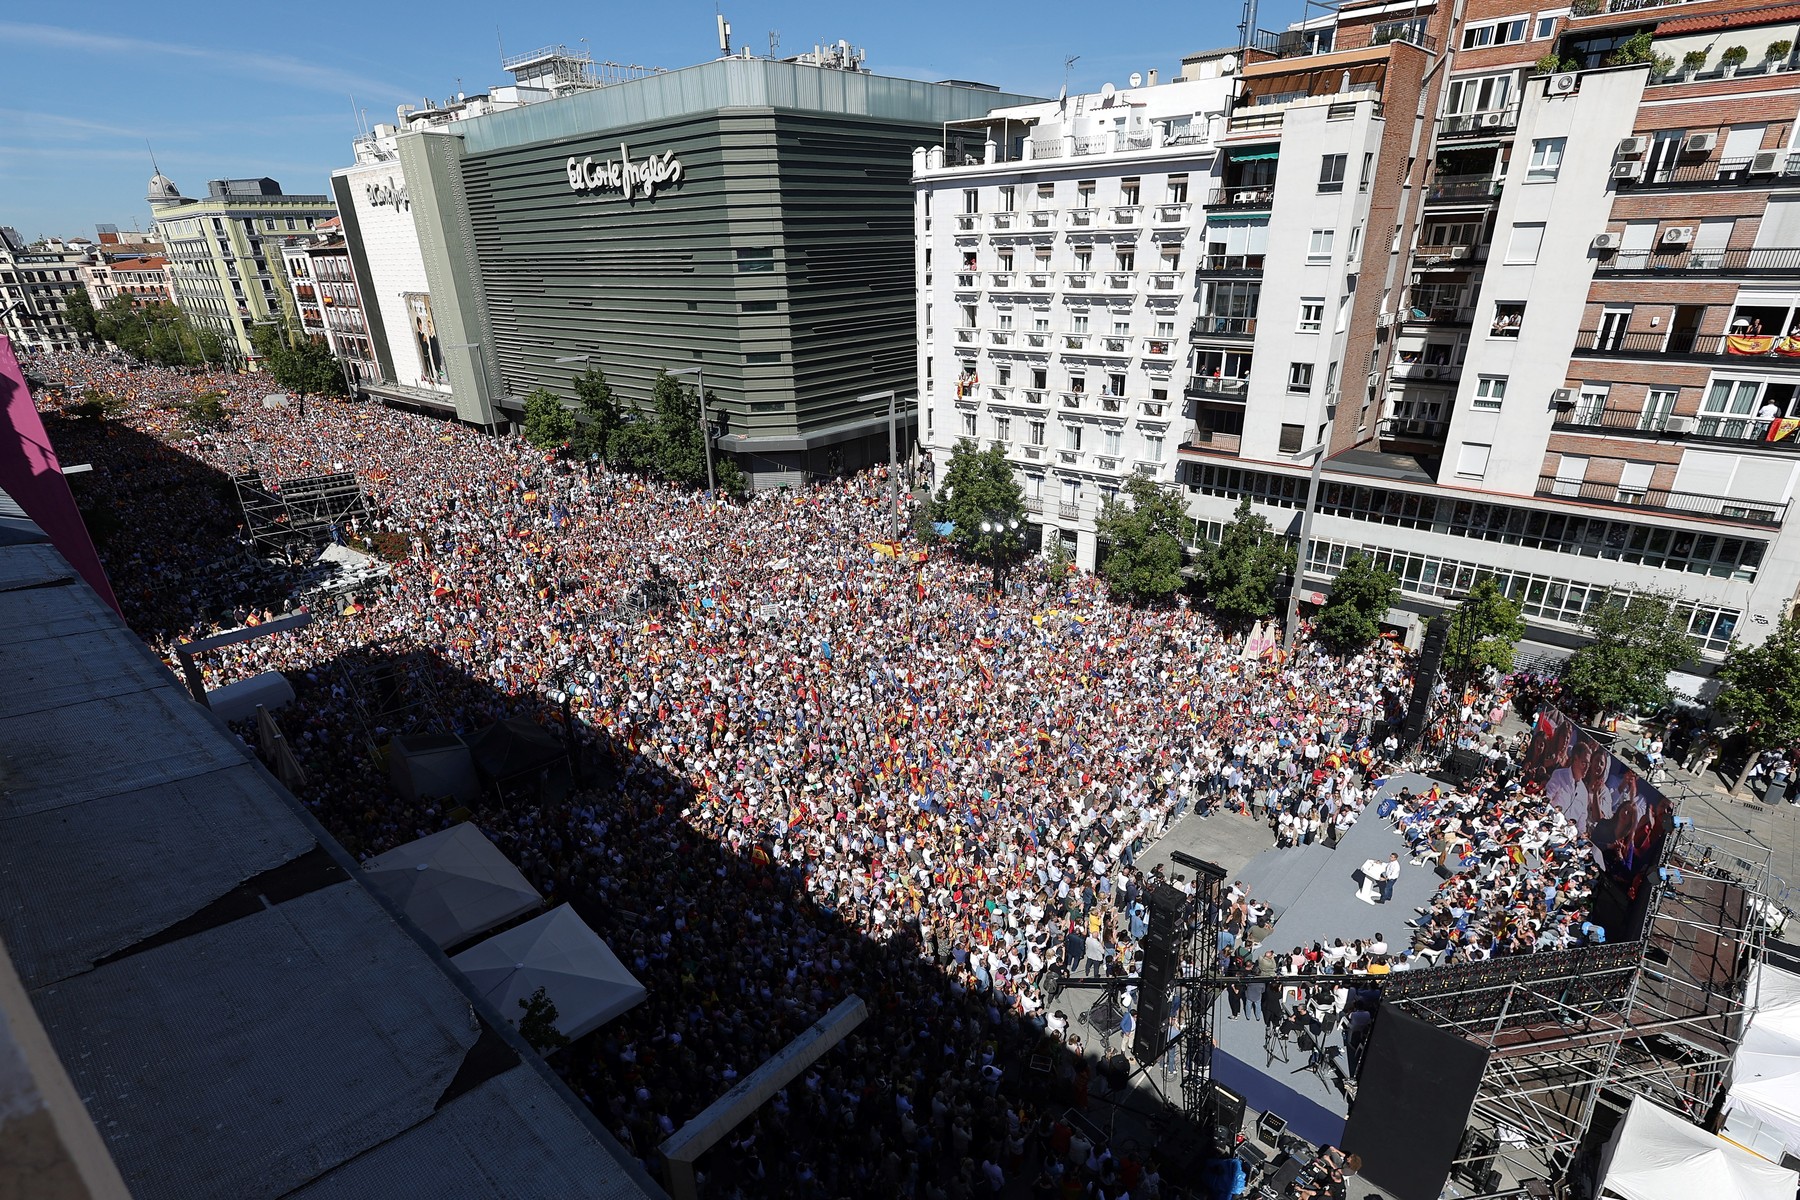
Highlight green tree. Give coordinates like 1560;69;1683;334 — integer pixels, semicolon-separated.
1561;589;1695;722
1714;616;1800;791
1440;575;1527;681
521;387;575;448
930;439;1026;560
183;390;230;430
1192;498;1295;625
1096;475;1187;602
569;365;620;460
64;287;100;350
516;985;569;1054
1312;552;1399;653
605;421;661;475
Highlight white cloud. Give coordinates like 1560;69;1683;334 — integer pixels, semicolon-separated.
0;22;411;101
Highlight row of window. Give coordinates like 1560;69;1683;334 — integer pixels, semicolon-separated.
1459;8;1564;50
1305;536;1740;652
958;410;1168;460
1183;462;1767;581
948;176;1192;216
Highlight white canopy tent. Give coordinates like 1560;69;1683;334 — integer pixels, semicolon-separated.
1724;961;1800;1158
1599;1097;1796;1200
451;904;646;1041
360;822;541;949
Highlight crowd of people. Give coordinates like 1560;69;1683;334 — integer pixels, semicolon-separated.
25;351;1592;1197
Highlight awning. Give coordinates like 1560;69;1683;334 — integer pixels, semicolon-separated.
1206;212;1272;222
1230;148;1281;161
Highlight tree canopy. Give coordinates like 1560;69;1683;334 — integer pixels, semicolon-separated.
1714;615;1800;789
94;298;227;367
1192;498;1295;625
931;440;1026;559
249;325;350;398
1311;552;1398;653
1561;589;1694;720
1440;575;1527;681
521;387;575;448
1096;475;1187;602
568;365;620;461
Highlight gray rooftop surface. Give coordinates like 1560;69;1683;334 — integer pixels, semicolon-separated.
0;493;660;1200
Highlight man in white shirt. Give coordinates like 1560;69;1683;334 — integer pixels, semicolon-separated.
1545;740;1593;833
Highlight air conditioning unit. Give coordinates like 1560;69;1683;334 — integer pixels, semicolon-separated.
1613;160;1645;181
1663;415;1698;433
1551;388;1575;408
1377;312;1396;328
1617;135;1650;158
1751;150;1784;174
1421;367;1439;378
1662;226;1695;245
1480;111;1507;127
1449;246;1470;259
1683;132;1718;154
1592;232;1621;250
1549;72;1581;96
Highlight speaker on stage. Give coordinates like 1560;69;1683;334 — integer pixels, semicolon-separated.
1211;1082;1247;1150
1401;621;1449;747
1133;883;1186;1063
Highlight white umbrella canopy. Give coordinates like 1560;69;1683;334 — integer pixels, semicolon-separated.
1599;1096;1797;1200
451;904;647;1040
361;822;542;948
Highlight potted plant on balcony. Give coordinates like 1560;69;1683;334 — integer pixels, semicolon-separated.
1652;53;1677;80
1768;39;1793;72
1680;48;1710;79
1721;45;1749;76
1535;51;1565;76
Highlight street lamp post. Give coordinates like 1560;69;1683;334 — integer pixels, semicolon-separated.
978;515;1022;594
667;366;716;494
1283;442;1330;651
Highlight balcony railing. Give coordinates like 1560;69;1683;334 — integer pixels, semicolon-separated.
955;215;978;231
1026;497;1045;514
991;213;1016;230
1391;362;1460;383
1552;405;1684;434
1066;273;1093;289
1399;303;1475;326
990;330;1014;346
1412;243;1486;266
1197;253;1266;275
1535;475;1788;525
1180;427;1242;454
955;273;978;289
1616;154;1800;190
1143;338;1176;358
1148;272;1185;291
1155;203;1192;223
1025;273;1053;290
1059;502;1081;520
1112;206;1142;225
955;328;979;345
1424;174;1503;203
1187;376;1250;401
1028;210;1056;229
1061;391;1085;407
1569;330;1800;359
1064;335;1088;351
1069;208;1098;226
1437;105;1520;138
989;272;1014;288
1102;272;1136;290
1205;186;1276;210
1021;390;1048;406
1025;332;1049;348
1597;246;1800;274
1380;417;1452;440
1097;337;1131;356
1191;316;1259;339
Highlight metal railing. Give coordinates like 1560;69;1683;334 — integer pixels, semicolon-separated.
1617;154;1800;188
1191;316;1259;338
1437;105;1520;137
1597;246;1800;273
1059;502;1082;520
1197;253;1266;274
1424;174;1503;202
1187;377;1251;401
1380;417;1452;439
1205;186;1276;209
1535;475;1788;524
1412;243;1486;265
1180;428;1242;454
1552;405;1682;433
1568;330;1800;359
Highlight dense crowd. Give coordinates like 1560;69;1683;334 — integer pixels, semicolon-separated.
27;351;1571;1197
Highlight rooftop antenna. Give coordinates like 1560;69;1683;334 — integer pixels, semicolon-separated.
1061;55;1079;103
146;139;161;177
769;30;780;59
717;12;732;56
497;25;505;66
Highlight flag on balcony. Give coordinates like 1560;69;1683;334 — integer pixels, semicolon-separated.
1776;338;1800;357
1768;417;1800;443
1727;335;1776;355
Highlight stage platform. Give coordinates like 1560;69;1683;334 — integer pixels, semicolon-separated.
1210;774;1443;1146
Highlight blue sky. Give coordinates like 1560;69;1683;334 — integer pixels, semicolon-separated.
0;0;1303;242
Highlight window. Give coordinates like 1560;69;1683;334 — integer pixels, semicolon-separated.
1527;138;1565;180
962;189;980;214
999;185;1016;212
1074;249;1093;272
1462;17;1528;48
1103;430;1123;455
1037;182;1055;204
1065;424;1084;451
1113;319;1131;337
1121;178;1141;205
962;412;977;437
1288;362;1315;393
745;351;782;364
1535;13;1559;39
1298;300;1325;332
1319;154;1347;193
1279;424;1305;454
1642;389;1678;429
1032;368;1048;389
1308;229;1335;261
1456;442;1493;478
1616;461;1654;504
1360;152;1374;193
1167;175;1189;203
997;365;1012;385
1072;314;1090;334
1155;319;1174;339
1491;302;1525;337
961;304;978;328
1077;180;1095;206
995;416;1012;442
737;247;775;273
1347;225;1363;262
1029;420;1046;445
1473;376;1508;410
1107;373;1127;396
1505;222;1545;264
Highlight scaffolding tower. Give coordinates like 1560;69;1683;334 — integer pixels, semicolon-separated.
233;469;372;558
1380;821;1769;1187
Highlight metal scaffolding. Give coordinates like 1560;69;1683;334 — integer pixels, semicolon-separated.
1380;822;1770;1187
233;468;372;558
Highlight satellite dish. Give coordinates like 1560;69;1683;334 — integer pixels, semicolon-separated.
1099;82;1116;103
1221;54;1239;72
1129;72;1143;88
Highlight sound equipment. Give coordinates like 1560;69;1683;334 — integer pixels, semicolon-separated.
1401;620;1449;747
1133;883;1186;1063
1442;747;1487;786
1255;1111;1288;1145
1211;1082;1247;1146
1099;1052;1131;1089
1343;1006;1490;1200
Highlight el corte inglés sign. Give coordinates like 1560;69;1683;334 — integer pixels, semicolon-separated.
565;145;682;200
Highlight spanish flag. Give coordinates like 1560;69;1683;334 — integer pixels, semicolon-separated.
871;540;901;558
1768;417;1800;443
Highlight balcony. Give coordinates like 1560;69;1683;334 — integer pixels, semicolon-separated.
988;386;1012;402
954;215;978;232
1069;208;1098;227
1154;203;1191;224
1026;497;1045;514
1399;302;1475;327
1063;335;1088;352
1017;445;1044;462
989;271;1015;288
1391;361;1459;384
1411;244;1486;267
955;328;979;346
1615;154;1800;191
1180;427;1242;455
1567;330;1800;362
1148;272;1185;291
991;213;1017;231
1437;105;1520;139
1423;174;1503;205
1058;502;1081;520
1196;253;1265;277
1098;396;1125;413
1191;316;1259;341
1027;211;1056;230
1096;337;1132;357
1205;186;1275;211
1101;272;1137;291
1597;246;1800;275
1535;475;1787;526
1379;417;1452;440
1187;376;1250;402
1066;272;1094;290
1061;390;1085;407
990;330;1014;346
1058;448;1081;464
1025;273;1054;291
1143;338;1176;359
1111;206;1142;226
955;272;979;290
1020;390;1048;407
1024;332;1050;349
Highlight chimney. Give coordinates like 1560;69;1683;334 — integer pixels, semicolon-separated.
1148;68;1159;86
